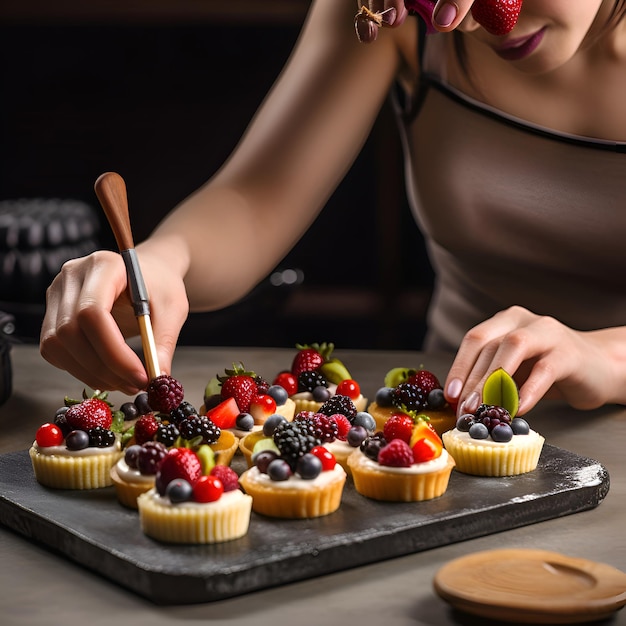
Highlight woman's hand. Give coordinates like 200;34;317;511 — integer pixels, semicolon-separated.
40;248;189;395
444;306;626;416
354;1;476;42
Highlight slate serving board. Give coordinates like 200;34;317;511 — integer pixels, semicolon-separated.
0;445;610;605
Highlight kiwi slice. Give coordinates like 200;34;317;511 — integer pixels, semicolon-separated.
482;368;519;418
383;367;417;388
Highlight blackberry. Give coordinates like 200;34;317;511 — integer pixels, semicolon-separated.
254;375;270;395
54;409;71;436
137;441;168;475
87;426;116;448
169;401;198;424
360;432;387;462
272;419;321;470
156;422;180;446
392;382;427;413
318;395;358;423
294;412;338;443
178;415;221;444
474;404;511;432
297;370;328;393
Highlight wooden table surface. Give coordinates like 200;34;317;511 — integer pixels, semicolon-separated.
1;344;625;625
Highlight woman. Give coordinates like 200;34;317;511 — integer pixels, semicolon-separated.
40;1;626;416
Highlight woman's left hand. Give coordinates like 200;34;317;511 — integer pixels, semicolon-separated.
443;306;626;416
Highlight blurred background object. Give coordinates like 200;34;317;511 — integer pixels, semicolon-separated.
0;0;433;349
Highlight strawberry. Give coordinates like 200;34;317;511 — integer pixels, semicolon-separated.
383;413;415;444
65;398;112;431
134;414;159;444
219;363;259;412
205;397;239;429
378;439;414;467
147;375;184;413
155;447;202;495
470;0;522;36
291;342;334;377
407;369;441;395
249;394;277;424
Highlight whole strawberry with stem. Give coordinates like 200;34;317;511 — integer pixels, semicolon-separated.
407;368;442;396
291;342;334;377
147;375;184;414
155;447;202;496
65;395;113;431
471;0;522;36
218;362;261;413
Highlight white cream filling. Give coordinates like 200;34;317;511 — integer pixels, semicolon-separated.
444;428;543;448
114;458;155;484
349;449;451;474
145;487;247;509
242;463;345;490
32;439;120;457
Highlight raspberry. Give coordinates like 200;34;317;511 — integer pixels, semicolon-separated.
318;395;357;422
134;414;159;445
331;414;351;440
147;375;185;414
383;414;415;444
137;441;168;475
378;439;414;467
210;465;239;492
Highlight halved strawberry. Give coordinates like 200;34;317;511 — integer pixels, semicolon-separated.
205;397;239;429
471;0;522;36
65;398;112;430
155;447;202;495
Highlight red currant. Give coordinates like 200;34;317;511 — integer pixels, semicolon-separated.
272;371;298;396
193;475;224;503
310;445;336;471
250;394;276;414
36;423;64;447
336;379;360;400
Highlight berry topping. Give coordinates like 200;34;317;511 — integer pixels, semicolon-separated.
66;429;90;451
267;458;293;481
169;400;198;424
318;395;358;422
291;342;332;377
347;425;368;448
249;394;277;422
297;370;328;393
262;413;288;436
378;439;414;468
471;0;522;36
87;426;116;448
120;401;139;421
310;445;336;471
333;414;352;440
166;478;193;503
272;419;321;470
235;412;255;431
294;411;338;443
137;441;168;474
511;417;530;435
296;453;323;480
267;384;289;406
272;371;298;396
36;423;64;447
336;379;360;400
218;363;260;413
360;432;387;461
374;387;395;407
205;397;239;429
65;398;113;431
156;422;180;447
147;375;185;414
210;465;240;492
354;411;376;432
193;475;224;503
407;368;441;395
134;414;160;445
392;382;427;414
383;413;416;444
155;447;203;496
178;414;221;445
124;444;142;469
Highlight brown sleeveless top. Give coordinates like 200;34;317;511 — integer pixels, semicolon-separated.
396;31;626;352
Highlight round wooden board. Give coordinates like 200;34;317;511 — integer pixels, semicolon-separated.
433;549;626;624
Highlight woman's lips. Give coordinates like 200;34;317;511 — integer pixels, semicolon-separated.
494;28;546;61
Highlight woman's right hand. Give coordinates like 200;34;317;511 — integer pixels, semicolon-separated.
40;248;189;395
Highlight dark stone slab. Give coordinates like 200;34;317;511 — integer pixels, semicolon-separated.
0;445;610;604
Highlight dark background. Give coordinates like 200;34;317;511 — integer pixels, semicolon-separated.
0;1;434;350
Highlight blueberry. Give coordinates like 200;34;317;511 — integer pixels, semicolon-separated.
124;444;143;468
267;458;292;481
236;412;255;431
263;414;287;436
468;422;489;440
296;453;322;480
511;418;530;435
120;401;139;421
166;478;193;503
354;411;376;432
134;392;152;415
375;387;394;407
347;425;368;448
491;423;514;442
456;414;475;432
254;450;278;473
65;429;89;450
267;385;288;406
312;386;331;402
427;388;446;410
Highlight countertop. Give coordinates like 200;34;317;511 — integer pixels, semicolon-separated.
1;344;625;625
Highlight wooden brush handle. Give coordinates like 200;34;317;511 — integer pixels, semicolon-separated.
94;172;134;251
